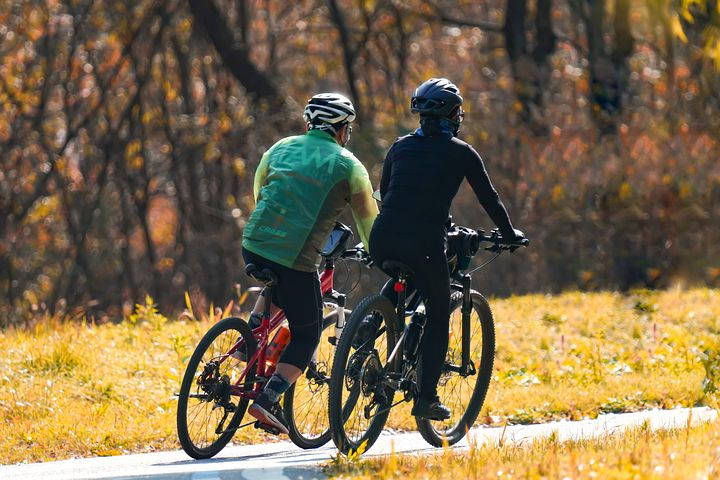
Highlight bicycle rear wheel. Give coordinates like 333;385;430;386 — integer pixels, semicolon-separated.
177;317;257;459
284;309;347;449
328;294;400;455
415;290;495;447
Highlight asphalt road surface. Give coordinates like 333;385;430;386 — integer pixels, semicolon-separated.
1;407;716;480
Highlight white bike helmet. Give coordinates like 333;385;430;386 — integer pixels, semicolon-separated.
303;93;356;133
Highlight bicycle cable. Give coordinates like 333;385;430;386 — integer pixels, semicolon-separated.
465;251;502;275
346;258;362;295
342;257;352;292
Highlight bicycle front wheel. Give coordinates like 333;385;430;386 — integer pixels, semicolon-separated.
328;294;400;456
177;317;257;459
415;290;495;447
283;308;348;449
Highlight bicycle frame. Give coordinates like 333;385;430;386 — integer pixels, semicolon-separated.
223;259;345;398
383;274;475;377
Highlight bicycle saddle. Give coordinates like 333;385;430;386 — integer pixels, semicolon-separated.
381;260;415;279
245;263;279;286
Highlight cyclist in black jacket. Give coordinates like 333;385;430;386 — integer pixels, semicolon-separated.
370;78;526;420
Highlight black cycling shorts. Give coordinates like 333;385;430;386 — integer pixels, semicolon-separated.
242;248;322;370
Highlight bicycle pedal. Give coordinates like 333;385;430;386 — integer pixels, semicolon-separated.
253;421;281;435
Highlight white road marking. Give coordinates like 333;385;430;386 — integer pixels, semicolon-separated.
241;467;290;480
0;407;715;480
191;472;222;480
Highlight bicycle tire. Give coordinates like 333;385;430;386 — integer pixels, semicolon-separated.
415;290;495;447
328;294;400;455
177;317;257;459
284;310;347;449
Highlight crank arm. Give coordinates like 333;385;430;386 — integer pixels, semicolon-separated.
365;397;409;420
215;419;256;436
443;361;476;376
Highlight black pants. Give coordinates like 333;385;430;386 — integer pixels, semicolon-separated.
242;248;322;370
369;223;450;400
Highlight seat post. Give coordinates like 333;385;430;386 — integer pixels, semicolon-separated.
262;285;274;324
381;260;414;322
394;274;407;321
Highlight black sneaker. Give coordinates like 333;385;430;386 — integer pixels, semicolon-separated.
411;395;451;420
248;393;289;435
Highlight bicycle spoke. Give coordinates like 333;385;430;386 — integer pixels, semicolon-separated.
295;391;327;436
178;317;257;458
341;324;389;443
431;305;484;433
287;322;334;441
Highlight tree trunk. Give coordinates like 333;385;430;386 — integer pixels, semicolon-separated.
583;0;634;133
503;0;557;133
188;0;289;127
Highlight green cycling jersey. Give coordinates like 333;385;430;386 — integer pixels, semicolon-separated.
242;129;378;272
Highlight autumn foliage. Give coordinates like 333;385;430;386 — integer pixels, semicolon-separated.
1;0;719;325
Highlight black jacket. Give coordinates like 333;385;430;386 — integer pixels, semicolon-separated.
376;133;515;237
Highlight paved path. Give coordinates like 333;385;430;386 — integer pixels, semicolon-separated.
1;407;716;480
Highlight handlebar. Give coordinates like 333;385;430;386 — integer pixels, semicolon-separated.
341;245;373;266
478;228;530;252
335;227;527;270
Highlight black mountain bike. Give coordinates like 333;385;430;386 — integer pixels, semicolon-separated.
328;225;528;455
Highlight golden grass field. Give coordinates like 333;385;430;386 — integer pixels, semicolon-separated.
1;288;719;464
325;417;720;479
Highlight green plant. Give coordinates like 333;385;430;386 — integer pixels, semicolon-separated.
126;295;167;329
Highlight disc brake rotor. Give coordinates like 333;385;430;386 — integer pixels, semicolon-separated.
359;351;382;397
212;374;232;406
345;350;368;390
197;361;220;399
306;361;328;393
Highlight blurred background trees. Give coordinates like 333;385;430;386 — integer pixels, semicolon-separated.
1;0;719;326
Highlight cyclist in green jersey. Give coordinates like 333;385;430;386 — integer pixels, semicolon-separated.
243;93;378;434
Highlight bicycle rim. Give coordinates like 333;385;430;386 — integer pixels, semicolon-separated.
177;317;256;458
284;313;339;448
416;291;495;446
329;294;399;455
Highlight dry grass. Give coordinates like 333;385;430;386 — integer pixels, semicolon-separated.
325;417;720;479
373;288;720;432
0;298;270;464
1;288;719;464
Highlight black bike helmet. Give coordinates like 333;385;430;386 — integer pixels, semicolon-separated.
411;78;463;117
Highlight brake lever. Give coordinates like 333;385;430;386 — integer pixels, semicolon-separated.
509;238;530;252
353;245;373;267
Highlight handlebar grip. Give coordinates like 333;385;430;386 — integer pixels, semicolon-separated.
341;248;373;266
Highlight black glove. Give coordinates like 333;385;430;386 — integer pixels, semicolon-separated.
498;228;524;242
507;229;529;252
510;228;526;243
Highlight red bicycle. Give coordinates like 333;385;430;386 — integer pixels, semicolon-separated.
176;223;367;459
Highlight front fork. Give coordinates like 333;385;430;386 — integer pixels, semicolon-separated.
325;291;346;349
460;273;473;374
304;294;346;382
